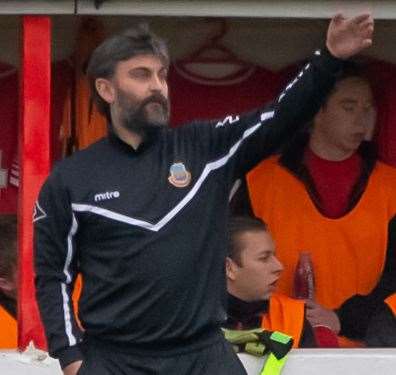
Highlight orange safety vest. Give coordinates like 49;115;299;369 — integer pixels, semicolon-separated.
0;305;17;349
248;156;396;310
385;293;396;316
248;156;396;348
261;293;304;348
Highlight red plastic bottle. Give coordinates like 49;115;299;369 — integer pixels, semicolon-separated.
293;252;315;300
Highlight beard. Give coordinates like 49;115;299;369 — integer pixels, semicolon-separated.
117;89;170;138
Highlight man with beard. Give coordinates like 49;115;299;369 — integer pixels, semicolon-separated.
34;17;374;375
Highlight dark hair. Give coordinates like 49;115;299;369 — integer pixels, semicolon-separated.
0;215;17;280
323;60;373;107
228;216;267;266
86;23;169;122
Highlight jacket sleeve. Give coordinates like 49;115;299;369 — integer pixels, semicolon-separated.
337;215;396;340
365;303;396;347
34;168;83;369
191;47;343;180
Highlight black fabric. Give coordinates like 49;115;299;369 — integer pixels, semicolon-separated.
58;344;85;370
77;337;247;375
0;292;16;318
365;303;396;347
225;293;269;329
299;316;317;348
34;48;343;368
229;178;254;217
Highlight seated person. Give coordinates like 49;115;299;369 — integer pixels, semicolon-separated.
244;65;396;347
0;214;17;348
365;293;396;347
224;216;317;348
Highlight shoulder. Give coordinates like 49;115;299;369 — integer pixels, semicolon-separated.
170;119;218;138
56;138;108;168
48;138;109;183
374;160;396;180
372;161;396;200
247;155;281;184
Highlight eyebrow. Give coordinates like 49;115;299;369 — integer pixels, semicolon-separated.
129;66;168;74
129;66;151;72
339;98;374;106
257;250;273;257
339;99;358;104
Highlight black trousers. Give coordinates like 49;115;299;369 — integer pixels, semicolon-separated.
77;338;247;375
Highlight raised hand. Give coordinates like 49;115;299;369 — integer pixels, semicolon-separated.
326;13;374;59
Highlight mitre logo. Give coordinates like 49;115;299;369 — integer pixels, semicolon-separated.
94;191;120;202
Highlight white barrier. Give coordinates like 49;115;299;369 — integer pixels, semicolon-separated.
1;349;396;374
240;349;396;375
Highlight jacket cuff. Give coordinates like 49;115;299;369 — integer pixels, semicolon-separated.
55;344;84;369
336;295;384;339
313;46;344;75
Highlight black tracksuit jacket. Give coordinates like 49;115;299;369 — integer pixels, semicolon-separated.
34;48;342;368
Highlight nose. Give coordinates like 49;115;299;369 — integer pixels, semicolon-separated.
353;112;368;134
272;255;284;274
150;74;167;94
363;108;377;140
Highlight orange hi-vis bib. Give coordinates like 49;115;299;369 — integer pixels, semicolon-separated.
0;305;17;348
248;156;396;310
385;293;396;316
261;293;304;348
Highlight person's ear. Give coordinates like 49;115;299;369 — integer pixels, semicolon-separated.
95;78;115;104
226;257;238;281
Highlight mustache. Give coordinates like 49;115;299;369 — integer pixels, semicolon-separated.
139;94;169;112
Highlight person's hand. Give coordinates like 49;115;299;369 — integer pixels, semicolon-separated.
305;299;341;334
326;13;374;59
63;360;83;375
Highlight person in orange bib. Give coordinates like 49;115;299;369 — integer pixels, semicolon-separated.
246;64;396;347
224;216;317;348
0;215;17;349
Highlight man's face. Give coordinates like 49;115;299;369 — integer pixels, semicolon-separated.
313;77;376;154
227;230;283;302
111;54;169;132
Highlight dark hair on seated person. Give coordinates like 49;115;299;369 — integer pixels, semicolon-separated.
323;60;373;107
228;216;267;266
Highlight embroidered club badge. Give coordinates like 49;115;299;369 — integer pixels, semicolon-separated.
168;162;191;188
